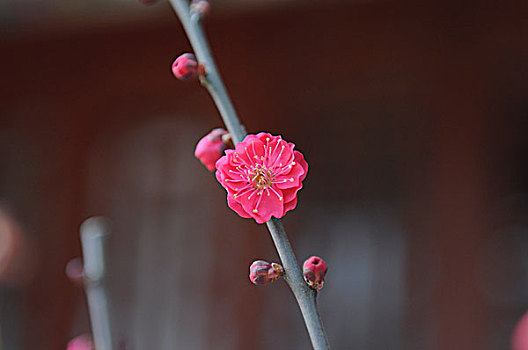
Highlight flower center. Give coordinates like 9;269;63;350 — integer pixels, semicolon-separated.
250;166;273;191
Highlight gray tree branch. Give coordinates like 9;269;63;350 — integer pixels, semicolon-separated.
80;217;113;350
167;1;330;348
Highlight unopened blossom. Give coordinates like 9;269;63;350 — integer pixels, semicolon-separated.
195;128;230;171
67;334;94;350
171;53;204;81
249;260;283;285
303;256;327;292
215;132;308;224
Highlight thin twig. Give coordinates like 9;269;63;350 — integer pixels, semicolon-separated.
170;0;246;144
167;1;329;348
266;218;329;349
80;217;113;350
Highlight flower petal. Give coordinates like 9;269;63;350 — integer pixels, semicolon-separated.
227;193;252;219
237;187;284;224
294;151;309;181
255;188;284;222
282;196;298;216
274;151;308;189
281;185;301;203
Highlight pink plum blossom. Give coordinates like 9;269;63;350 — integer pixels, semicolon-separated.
194;128;230;171
215;132;308;223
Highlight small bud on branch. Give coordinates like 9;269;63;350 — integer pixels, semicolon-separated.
194;128;231;171
171;53;205;81
249;260;284;285
303;256;327;292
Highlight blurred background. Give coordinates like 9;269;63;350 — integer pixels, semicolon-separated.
0;0;527;349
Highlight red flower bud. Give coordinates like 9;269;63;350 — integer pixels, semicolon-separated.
171;53;204;81
249;260;283;285
303;256;327;291
195;128;231;171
